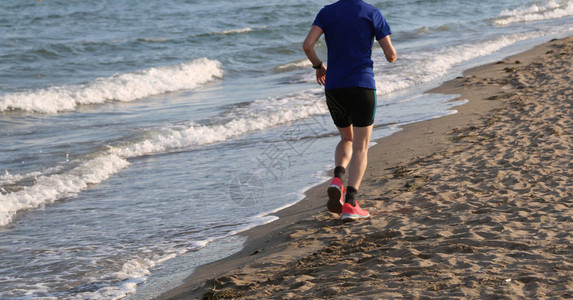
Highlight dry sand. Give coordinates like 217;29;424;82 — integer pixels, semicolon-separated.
157;37;572;299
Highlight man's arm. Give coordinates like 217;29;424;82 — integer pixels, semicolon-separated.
302;25;326;85
378;35;397;63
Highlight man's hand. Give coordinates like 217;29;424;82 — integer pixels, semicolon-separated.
316;65;326;85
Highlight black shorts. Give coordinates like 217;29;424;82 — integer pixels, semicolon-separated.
325;87;377;128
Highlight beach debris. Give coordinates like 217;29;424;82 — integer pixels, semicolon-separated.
450;126;479;141
319;286;341;297
202;289;245;300
401;175;430;191
250;248;263;256
392;166;413;178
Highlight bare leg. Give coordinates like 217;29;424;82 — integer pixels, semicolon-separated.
335;125;353;169
346;125;373;190
326;125;354;213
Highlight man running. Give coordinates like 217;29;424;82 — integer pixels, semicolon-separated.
303;0;397;222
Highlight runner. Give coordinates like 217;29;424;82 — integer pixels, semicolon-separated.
303;0;397;222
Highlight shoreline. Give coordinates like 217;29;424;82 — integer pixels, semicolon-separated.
156;36;572;299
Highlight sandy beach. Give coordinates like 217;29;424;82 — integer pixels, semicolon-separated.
157;37;572;299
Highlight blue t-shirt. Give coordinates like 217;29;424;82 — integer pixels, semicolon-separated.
312;0;391;90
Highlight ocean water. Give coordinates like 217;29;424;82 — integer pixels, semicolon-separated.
0;0;571;298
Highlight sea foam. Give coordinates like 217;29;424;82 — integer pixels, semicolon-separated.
73;215;277;300
0;58;223;114
493;0;573;26
0;154;130;226
109;90;328;158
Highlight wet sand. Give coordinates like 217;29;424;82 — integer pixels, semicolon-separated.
157;36;572;299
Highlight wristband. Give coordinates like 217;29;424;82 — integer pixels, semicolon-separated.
312;62;323;70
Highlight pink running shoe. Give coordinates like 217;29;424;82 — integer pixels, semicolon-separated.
341;202;370;222
327;177;344;213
